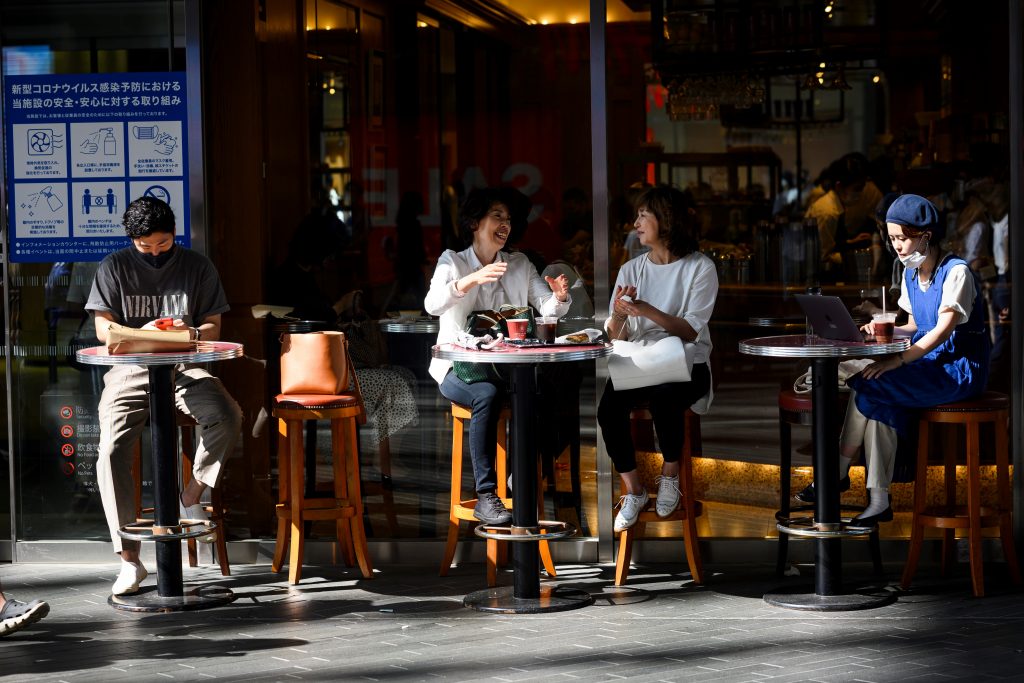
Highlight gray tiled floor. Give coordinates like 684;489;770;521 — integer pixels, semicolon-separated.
2;557;1024;682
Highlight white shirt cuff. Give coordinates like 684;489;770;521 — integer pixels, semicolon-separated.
449;279;466;298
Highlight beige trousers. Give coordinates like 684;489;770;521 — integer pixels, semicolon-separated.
839;389;898;490
95;364;243;552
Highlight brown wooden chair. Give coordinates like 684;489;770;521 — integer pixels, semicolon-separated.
132;412;230;576
614;407;702;586
271;386;373;584
901;391;1021;597
440;402;556;586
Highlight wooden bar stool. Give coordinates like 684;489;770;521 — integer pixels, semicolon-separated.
440;402;556;586
901;391;1021;597
132;412;230;576
271;392;373;584
777;388;882;577
615;407;702;586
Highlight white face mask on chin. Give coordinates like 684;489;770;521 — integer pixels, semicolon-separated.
899;236;929;270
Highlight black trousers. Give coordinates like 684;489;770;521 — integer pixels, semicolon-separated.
598;363;710;474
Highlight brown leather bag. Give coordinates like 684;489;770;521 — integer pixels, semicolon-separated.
106;323;195;354
279;330;351;395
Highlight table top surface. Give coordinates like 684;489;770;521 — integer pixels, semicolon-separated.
433;341;612;364
379;317;440;334
739;334;910;359
76;341;244;366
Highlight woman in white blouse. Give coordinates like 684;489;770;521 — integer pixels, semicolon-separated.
424;187;570;525
600;185;718;532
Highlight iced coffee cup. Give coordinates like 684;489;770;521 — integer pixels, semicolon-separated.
535;316;558;343
871;312;896;343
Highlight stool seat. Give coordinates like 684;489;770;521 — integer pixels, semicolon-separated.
778;388;814;413
901;391;1020;597
275;393;362;410
921;391;1009;413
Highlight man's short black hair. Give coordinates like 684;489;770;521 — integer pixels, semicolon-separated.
122;196;176;238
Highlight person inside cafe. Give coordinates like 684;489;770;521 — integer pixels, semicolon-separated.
424;187;571;525
599;184;718;532
805;153;875;279
797;194;990;526
87;196;242;596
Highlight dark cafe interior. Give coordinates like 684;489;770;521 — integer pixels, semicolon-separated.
2;0;1024;673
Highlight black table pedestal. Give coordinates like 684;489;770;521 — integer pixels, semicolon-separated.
463;364;593;614
764;357;895;611
108;364;233;613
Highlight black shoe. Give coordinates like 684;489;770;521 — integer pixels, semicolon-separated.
474;492;512;525
794;476;851;504
849;505;894;529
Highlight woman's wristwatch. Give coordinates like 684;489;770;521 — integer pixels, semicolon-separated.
191;326;202;341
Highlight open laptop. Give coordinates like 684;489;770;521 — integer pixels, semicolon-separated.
794;294;867;342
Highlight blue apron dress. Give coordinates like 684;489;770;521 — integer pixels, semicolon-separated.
848;254;990;436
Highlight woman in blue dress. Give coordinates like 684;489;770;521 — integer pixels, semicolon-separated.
798;194;990;526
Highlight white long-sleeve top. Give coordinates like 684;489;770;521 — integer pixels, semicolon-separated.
605;251;719;365
424;247;571;384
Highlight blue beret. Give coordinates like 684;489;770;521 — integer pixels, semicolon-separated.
885;194;939;231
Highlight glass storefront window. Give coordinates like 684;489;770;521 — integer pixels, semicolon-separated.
1;0;186;542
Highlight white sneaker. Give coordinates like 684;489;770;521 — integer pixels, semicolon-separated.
614;489;649;532
179;496;216;544
112;561;148;596
655;474;681;517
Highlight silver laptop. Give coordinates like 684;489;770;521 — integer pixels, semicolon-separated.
794;294;866;342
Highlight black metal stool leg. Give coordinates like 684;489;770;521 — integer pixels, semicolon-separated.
777;416;792;576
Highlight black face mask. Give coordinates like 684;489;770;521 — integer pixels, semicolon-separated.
141;245;175;268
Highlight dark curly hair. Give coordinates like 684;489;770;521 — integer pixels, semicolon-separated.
456;187;533;248
122;196;175;238
633;185;699;257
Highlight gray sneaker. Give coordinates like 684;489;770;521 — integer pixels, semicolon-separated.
0;598;49;637
655;474;681;517
614;489;649;532
474;491;512;525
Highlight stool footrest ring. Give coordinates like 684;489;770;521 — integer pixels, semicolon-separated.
777;515;875;538
473;520;576;541
118;518;218;542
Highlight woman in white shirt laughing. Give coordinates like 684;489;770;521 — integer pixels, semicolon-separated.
424;187;570;524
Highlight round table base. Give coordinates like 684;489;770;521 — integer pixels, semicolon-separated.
108;585;234;613
463;585;594;614
763;585;896;611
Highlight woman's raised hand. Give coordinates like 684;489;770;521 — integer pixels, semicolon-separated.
544;273;570;302
474;261;507;285
612;285;638;318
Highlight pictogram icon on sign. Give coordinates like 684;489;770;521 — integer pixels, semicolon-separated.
60;425;74;438
61;462;75;476
60;406;74;419
61;444;75;457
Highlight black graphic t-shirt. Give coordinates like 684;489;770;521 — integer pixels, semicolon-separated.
85;245;229;327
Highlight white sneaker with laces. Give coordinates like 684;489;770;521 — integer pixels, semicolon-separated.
614;489;649;532
655;474;681;517
112;560;148;596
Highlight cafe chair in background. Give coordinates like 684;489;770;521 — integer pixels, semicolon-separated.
271;354;374;585
440;402;557;587
615;406;703;586
901;391;1021;597
132;412;231;576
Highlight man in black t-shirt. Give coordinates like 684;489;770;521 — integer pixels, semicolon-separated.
86;197;242;596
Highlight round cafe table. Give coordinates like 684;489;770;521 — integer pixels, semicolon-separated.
433;340;611;614
738;334;909;611
77;341;244;612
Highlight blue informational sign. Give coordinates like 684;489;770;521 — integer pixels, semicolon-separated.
3;72;189;262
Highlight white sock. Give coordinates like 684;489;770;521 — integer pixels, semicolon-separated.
838;456;853;480
860;487;889;517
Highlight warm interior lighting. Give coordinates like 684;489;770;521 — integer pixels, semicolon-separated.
818;62;826;69
872;74;881;83
417;21;427;28
569;17;578;24
328;88;336;95
824;3;834;12
540;19;549;25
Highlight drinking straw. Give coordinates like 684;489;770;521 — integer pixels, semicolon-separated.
881;286;886;315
